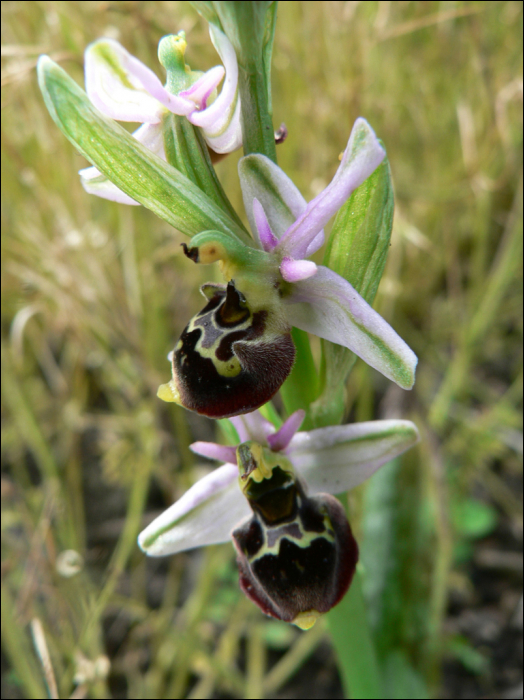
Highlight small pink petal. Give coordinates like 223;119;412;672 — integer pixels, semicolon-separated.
267;410;306;452
179;66;225;109
188;26;242;153
190;442;238;464
277;118;386;259
239;154;315;240
253;198;278;251
280;257;318;283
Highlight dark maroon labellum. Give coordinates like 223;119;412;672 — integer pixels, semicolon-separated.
164;281;295;419
232;444;358;629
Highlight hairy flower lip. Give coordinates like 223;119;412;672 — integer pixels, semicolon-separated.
232;456;359;628
138;412;420;557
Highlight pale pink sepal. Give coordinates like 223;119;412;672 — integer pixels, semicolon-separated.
277;118;386;260
85;39;194;123
190;441;238;465
179;65;225;109
138;462;250;556
280;257;318;282
267;410;306;452
284;266;418;389
252;198;278;252
289;420;420;496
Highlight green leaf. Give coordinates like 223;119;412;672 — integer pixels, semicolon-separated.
324;155;394;304
261;1;278;118
452;498;498;539
383;651;429;699
360;454;433;679
37;56;251;244
189;1;224;32
326;567;383;699
280;327;318;425
218;418;240;445
162;112;247;231
448;635;490;675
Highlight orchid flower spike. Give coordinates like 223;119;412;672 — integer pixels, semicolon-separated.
138;410;420;628
158;118;418;418
80;26;241;204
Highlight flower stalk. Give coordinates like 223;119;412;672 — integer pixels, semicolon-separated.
191;1;278;160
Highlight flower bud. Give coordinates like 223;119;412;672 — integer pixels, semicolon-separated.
157;281;295;418
232;443;358;629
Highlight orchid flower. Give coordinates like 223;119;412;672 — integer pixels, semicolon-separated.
80;25;241;204
138;409;419;628
157;118;418;418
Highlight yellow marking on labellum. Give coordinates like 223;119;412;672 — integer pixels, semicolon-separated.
292;610;321;630
157;380;181;404
246;501;336;563
183;297;251;378
238;443;295;484
243;443;273;482
191;337;242;377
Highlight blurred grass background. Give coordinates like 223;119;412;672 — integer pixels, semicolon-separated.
1;1;522;698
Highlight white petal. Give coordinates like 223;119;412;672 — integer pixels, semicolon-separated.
284;266;418;389
79;166;141;204
290;420;420;495
138;463;249;556
132;121;167;156
198;97;242;153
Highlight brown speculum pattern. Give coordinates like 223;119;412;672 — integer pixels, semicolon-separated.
168;281;295;418
232;443;358;628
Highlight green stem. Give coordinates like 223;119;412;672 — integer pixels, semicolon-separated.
325;568;383;699
279;328;318;422
211;1;277;161
237;63;276;161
